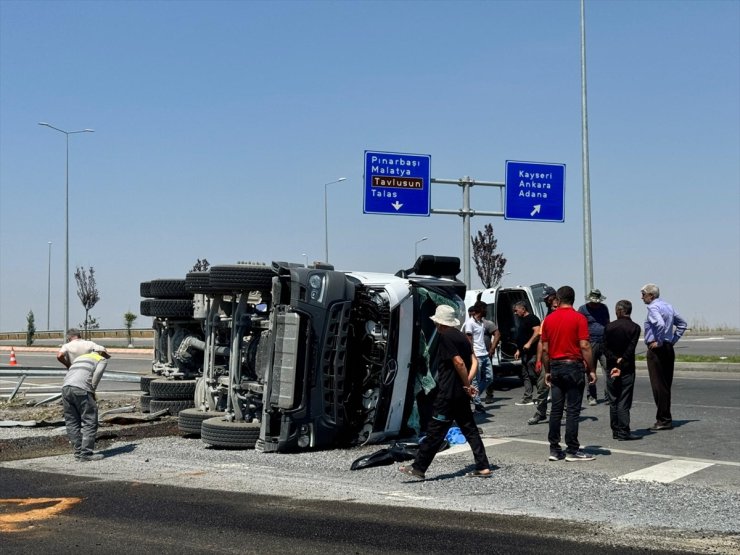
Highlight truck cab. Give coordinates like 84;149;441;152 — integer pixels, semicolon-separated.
259;255;466;452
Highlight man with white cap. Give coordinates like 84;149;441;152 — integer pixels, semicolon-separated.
578;289;610;405
399;304;491;480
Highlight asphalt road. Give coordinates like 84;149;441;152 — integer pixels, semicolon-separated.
669;334;740;358
1;365;738;552
2;352;739;480
0;468;707;555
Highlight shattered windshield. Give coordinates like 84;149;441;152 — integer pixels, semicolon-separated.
405;285;465;435
415;287;464;392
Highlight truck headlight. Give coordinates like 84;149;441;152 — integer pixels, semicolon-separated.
308;274;325;302
297;424;312;448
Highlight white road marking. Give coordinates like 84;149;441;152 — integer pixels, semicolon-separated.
383;491;430;501
435;438;511;457
489;437;740;467
617;460;715;483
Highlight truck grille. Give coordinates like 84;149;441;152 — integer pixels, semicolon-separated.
321;302;352;424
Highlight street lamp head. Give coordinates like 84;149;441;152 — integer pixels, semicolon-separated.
83;129;95;132
337;177;347;182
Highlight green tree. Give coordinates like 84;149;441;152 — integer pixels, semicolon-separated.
191;258;210;271
471;223;507;288
26;310;36;346
124;311;138;347
75;266;100;339
78;316;100;333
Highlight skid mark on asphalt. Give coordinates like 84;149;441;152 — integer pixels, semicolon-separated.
616;460;715;484
0;497;81;532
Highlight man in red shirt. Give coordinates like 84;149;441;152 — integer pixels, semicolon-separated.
541;286;597;462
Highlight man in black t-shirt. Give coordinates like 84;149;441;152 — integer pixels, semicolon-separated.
513;301;541;406
399;304;491;480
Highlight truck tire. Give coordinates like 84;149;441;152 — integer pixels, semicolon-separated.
201;418;260;448
208;264;273;293
178;409;226;437
184;271;211;294
140;375;158;394
149;379;197;400
149;399;195;416
140;281;153;298
140;393;151;413
140;299;193;319
149;279;191;299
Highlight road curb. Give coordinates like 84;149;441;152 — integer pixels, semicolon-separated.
636;361;740;373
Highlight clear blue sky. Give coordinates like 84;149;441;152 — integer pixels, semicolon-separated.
1;0;738;333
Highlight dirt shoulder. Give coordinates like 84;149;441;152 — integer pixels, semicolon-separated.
0;393;178;462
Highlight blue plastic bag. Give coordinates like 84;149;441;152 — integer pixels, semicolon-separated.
445;426;467;445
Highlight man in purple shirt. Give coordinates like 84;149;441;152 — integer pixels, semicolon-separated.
641;283;687;431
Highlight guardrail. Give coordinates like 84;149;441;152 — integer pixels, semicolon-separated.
0;329;154;341
0;368;142;383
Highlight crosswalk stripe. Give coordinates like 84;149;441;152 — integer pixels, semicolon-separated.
436;438;511;457
617;460;714;483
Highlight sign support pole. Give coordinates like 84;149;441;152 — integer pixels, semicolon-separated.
431;177;504;288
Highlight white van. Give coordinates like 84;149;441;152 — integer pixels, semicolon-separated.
464;283;551;378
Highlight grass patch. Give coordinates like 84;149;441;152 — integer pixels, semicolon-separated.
635;354;740;363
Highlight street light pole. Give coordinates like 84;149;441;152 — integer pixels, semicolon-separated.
414;236;428;260
323;177;346;263
47;241;52;330
38;122;94;334
580;0;594;295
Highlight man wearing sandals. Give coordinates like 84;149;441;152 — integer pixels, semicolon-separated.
399;304;492;480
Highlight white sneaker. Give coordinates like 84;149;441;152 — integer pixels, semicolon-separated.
565;450;595;462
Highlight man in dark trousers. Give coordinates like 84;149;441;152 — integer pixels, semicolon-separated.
529;286;558;425
513;301;541;406
578;289;610;405
399;304;491;480
62;351;111;461
641;283;687;431
541;286;597;462
604;300;642;441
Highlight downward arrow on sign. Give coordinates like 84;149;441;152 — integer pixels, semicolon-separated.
391;201;404;211
530;204;541;217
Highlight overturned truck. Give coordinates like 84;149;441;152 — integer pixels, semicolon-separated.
140;256;466;453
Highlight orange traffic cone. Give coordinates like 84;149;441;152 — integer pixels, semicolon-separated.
9;348;17;366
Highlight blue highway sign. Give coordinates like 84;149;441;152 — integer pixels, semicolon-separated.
364;150;431;216
504;160;565;222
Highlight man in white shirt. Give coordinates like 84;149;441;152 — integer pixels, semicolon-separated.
62;351;111;461
464;301;496;413
57;328;108;368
